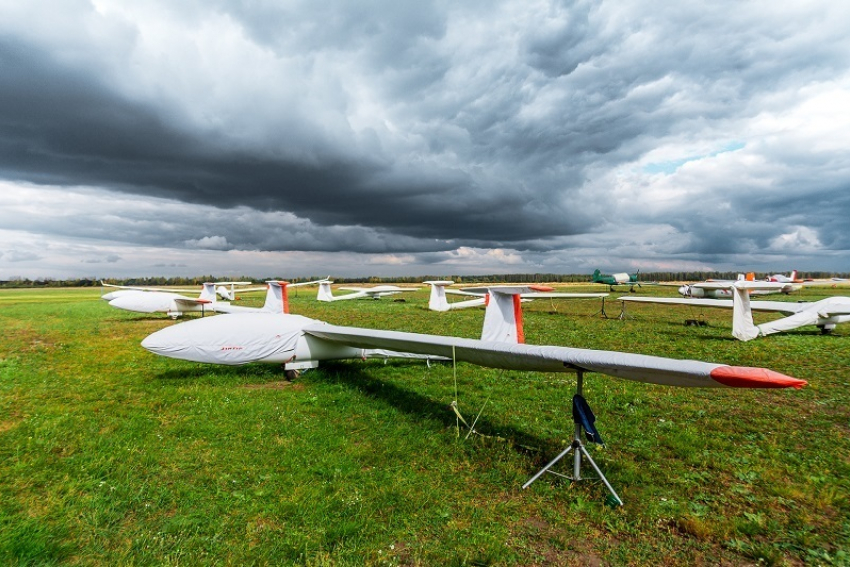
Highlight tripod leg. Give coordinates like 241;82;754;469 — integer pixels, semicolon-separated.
522;442;577;489
578;444;623;506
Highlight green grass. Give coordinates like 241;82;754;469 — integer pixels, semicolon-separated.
0;285;848;565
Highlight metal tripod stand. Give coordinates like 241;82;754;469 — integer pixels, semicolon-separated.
522;371;623;506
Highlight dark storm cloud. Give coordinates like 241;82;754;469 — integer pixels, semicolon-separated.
0;0;849;269
0;35;571;248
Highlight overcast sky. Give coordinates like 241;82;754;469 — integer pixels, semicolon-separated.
1;0;848;279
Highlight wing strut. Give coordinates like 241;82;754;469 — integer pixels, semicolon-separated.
522;370;624;506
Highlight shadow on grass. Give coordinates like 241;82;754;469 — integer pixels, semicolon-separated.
315;361;586;467
152;363;284;383
149;359;623;477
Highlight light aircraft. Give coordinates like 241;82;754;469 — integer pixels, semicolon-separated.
317;281;419;302
101;280;258;301
591;269;649;291
424;281;608;312
621;281;850;340
142;284;805;504
767;270;806;284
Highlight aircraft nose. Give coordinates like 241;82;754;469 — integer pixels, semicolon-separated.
141;327;173;355
678;285;689;296
109;296;134;311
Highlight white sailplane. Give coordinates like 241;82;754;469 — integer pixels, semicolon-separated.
107;282;219;318
317;281;419;302
101;280;260;301
424;281;608;312
143;284;805;386
108;279;326;318
621;281;850;340
141;284;805;504
670;274;795;299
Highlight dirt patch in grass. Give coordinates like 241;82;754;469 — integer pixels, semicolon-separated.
0;418;22;433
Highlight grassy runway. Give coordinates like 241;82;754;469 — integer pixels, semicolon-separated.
0;285;848;565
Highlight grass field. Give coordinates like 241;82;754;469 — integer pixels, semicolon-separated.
0;284;848;565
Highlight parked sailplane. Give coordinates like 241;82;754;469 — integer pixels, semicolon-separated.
141;284;805;501
108;279;325;318
621;281;850;340
661;272;799;299
317;281;418;301
424;281;608;312
101;280;259;301
142;284;805;385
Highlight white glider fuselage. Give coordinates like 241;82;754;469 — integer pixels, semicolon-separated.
108;290;214;318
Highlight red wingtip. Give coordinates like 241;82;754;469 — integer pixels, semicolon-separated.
710;366;807;389
529;285;554;292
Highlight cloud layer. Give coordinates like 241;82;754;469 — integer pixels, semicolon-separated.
1;0;848;277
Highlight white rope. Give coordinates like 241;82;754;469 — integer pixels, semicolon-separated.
452;345;459;436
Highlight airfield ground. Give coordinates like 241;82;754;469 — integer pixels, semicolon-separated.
0;284;848;565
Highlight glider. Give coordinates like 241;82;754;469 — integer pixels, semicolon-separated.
317;281;419;302
101;280;258;301
621;281;850;340
107;279;325;318
143;284;805;387
142;285;805;503
424;281;608;312
670;274;794;298
107;282;219;318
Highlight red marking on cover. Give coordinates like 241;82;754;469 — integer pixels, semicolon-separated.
280;281;290;314
710;366;807;389
197;299;212;304
513;294;524;344
529;285;554;292
484;293;490;307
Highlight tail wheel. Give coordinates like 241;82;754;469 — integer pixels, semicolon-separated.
284;369;301;381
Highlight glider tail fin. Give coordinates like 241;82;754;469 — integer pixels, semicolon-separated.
200;283;218;304
263;281;290;314
317;281;335;302
425;281;452;312
731;284;760;341
481;289;524;344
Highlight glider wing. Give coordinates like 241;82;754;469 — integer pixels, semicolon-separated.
303;324;805;389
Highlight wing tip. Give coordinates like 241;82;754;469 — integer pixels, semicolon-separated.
710;366;807;389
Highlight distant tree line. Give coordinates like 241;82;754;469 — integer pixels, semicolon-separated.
1;271;848;289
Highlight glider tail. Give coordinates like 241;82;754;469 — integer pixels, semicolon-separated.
317;281;335;302
263;281;290;314
731;284;760;341
200;283;218;304
481;289;524;344
425;281;452;312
